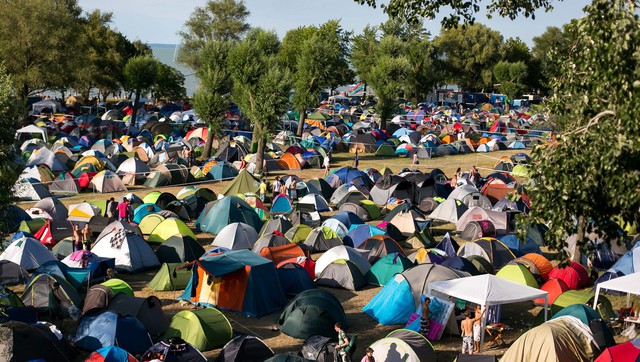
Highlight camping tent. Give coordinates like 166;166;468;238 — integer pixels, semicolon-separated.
369;329;436;362
161;308;233;351
90;170;128;193
143;338;208;362
0;236;56;270
148;263;193;291
75;310;153;355
156;235;205;263
91;229;160;272
0;321;76;362
179;250;287;317
277;289;349;339
214;335;274;362
428;274;548;351
594;271;640;308
107;294;169;337
196;196;262;235
212;222;259;250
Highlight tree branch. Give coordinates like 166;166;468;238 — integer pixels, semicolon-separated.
564;110;616;136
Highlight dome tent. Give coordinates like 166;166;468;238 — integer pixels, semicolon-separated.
213;222;259;250
277;289;349;339
0;321;77;362
75;310;153;355
156;235;205;263
196;196;262;235
369;329;436;362
214;335;274;362
143;337;207;362
91;228;160;272
161;308;233;351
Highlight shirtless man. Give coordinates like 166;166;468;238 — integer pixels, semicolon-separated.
473;305;485;353
461;311;474;354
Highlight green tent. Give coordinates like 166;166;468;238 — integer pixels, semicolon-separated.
18;219;46;234
88;200;107;217
220;169;261;197
148;263;192;291
375;143;396;157
359;200;381;220
285;224;313;244
366;253;413;286
277;289;348;339
161;308;233;351
467;255;494;275
307;111;331;121
139;214;165;235
143;191;163;204
101;278;134;296
148;218;196;244
552;290;615;319
512;164;529;178
496;263;539;288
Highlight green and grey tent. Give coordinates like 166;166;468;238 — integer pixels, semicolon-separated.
161;308;233;351
148;263;192;291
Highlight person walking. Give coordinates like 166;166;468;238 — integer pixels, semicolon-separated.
324;154;331;176
259;179;267;203
272;177;282;198
354;149;359;169
334;323;350;362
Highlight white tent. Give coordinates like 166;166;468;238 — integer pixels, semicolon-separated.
91;229;159;272
16;124;48;143
0;236;56;270
428;274;548;351
594;272;640;307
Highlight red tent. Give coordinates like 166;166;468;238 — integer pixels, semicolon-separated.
34;220;56;247
534;279;569;305
549;265;580;290
595;338;640;362
570;261;589;288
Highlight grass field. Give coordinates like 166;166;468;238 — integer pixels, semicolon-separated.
12;148;639;361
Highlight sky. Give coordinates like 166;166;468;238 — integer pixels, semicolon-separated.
77;0;591;47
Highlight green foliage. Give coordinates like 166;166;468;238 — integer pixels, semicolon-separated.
355;0;558;28
0;0;83;100
531;24;575;92
178;0;250;70
0;67;21;236
367;35;410;129
493;61;528;99
153;63;186;101
525;0;640;255
123;56;159;125
350;25;380;86
228;29;292;174
195;41;233;159
282;20;353;136
435;23;503;91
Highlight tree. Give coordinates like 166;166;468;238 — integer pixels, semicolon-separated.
152;63;186;101
524;0;640;257
493;61;528;100
531;25;574;92
194;41;233;159
367;35;410;129
350;25;379;96
0;66;22;236
435;23;503;91
0;0;82;101
178;0;250;70
228;29;292;175
123;56;158;126
281;20;353;137
355;0;559;28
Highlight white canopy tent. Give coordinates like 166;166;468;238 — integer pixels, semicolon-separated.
16;125;48;143
428;274;548;351
594;272;640;307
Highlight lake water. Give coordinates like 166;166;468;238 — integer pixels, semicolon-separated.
151;44;199;96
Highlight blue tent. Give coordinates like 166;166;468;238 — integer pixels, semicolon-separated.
329;211;364;230
208;161;239;180
344;224;386;248
88;346;137;362
434;233;459;257
271;194;294;214
132;203;162;224
179;250;287;317
5;205;31;233
497;234;541;257
196;196;262;234
392;128;412;138
596;245;640;285
276;262;316;297
75;310;152;355
32;260;90;290
441;256;480;275
508;141;526;149
330;167;373;189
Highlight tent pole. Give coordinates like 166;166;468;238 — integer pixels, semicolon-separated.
544;297;548;322
627;292;631;307
593;285;600;308
479;305;487;353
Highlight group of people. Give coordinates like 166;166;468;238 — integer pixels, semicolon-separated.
106;197;134;222
72;223;92;253
334;322;375;362
450;166;481;188
268;176;299;202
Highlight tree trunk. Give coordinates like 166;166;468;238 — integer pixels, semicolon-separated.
202;126;215;159
296;109;306;137
572;215;586;263
131;89;140;126
255;127;266;176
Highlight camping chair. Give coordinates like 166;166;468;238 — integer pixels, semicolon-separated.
484;323;507;348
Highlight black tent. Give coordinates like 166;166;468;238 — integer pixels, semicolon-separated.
0;321;77;361
107;294;169;337
301;335;336;362
0;260;29;286
214;335;274;362
144;337;207;362
156;235;205;263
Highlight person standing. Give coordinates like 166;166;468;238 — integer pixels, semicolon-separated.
182;147;190;165
73;224;82;252
127;199;134;222
354;149;359;169
412;152;419;167
106;197;116;220
272;177;282;198
259;179;267;203
419;298;431;339
323;154;331;176
288;179;297;201
82;224;92;251
360;348;375;362
117;198;129;222
461;311;474;355
473;305;486;353
334;323;350;362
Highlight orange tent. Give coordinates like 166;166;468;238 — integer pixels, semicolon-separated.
259;243;306;265
534;278;569;305
441;135;455;144
523;253;553;281
279;153;301;170
478;137;491;144
202;160;218;174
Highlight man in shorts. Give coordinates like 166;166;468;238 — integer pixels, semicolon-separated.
461;311;474;354
473;305;485;353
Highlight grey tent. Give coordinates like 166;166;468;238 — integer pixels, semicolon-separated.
0;260;29;285
277;289;348;339
214;335;275;362
49;172;79;195
107;294;169;337
21;273;82;315
252;233;291;253
260;218;294;237
303;227;343;253
13;178;50;201
429;199;468;223
155;235;205;263
83;284;115;314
